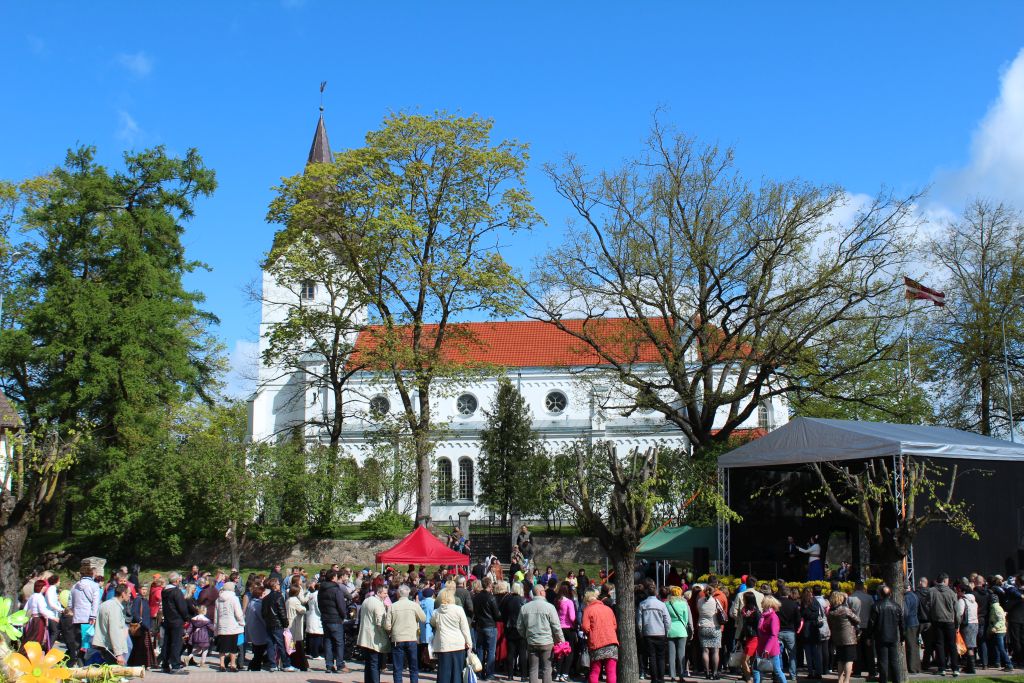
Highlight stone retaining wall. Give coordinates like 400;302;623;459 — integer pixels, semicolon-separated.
181;535;606;569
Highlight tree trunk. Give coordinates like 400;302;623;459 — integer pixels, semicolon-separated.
62;500;74;539
612;550;640;683
228;520;242;570
415;393;432;527
0;522;29;601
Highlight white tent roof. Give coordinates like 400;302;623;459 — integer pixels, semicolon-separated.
719;417;1024;468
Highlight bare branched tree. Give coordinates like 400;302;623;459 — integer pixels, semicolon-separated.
528;120;921;453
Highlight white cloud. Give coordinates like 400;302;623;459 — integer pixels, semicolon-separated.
115;110;141;144
935;48;1024;208
116;51;153;77
223;339;259;399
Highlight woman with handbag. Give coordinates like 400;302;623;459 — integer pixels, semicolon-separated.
753;596;787;683
697;585;726;679
798;588;824;679
127;584;157;669
737;591;761;683
431;588;473;683
666;586;692;683
582;588;618;683
826;592;859;683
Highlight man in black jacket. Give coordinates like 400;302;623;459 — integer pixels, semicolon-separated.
455;576;475;623
262;578;296;672
473;578;502;680
318;569;352;674
161;572;191;674
916;577;934;669
973;576;992;669
868;584;904;683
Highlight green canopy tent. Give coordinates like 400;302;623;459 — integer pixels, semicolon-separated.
638;525;718;585
637;525;718;559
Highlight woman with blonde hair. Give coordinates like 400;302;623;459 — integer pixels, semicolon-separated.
431;588;472;683
753;595;787;683
826;591;859;683
667;585;692;682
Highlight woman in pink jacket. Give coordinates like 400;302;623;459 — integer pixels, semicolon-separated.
754;596;787;683
556;583;579;681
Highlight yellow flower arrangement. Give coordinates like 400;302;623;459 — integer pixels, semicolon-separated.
5;642;71;683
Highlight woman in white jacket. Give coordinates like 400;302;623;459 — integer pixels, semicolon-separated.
304;584;324;660
215;582;245;672
285;584;309;671
956;584;979;674
431;588;473;683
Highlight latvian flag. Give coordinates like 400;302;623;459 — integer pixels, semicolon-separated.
904;277;945;306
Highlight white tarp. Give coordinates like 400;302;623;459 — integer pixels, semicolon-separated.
718;417;1024;468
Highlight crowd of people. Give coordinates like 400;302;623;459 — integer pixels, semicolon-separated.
15;550;1024;683
631;570;1024;683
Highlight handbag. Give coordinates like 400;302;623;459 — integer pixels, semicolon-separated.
467;649;483;673
283;628;296;655
956;630;968;657
727;647;745;669
756;656;775;674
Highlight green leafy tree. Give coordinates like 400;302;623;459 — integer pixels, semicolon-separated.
176;402;262;569
268;113;541;525
362;416;419;515
478;377;548;525
0;147;220;572
258;230;368;447
926;199;1024;436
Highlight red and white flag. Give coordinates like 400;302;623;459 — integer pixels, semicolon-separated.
904;277;945;306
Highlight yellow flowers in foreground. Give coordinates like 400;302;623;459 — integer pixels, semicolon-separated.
6;642;72;683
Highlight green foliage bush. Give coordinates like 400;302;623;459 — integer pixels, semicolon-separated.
360;510;413;540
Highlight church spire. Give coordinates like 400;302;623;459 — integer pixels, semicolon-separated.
306;81;332;166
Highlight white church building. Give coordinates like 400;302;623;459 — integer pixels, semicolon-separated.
247;111;788;522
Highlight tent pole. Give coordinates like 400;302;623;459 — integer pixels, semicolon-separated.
717;467;731;575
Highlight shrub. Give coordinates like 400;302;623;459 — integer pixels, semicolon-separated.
360;510;414;540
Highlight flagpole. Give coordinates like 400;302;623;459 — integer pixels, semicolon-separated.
906;296;913;386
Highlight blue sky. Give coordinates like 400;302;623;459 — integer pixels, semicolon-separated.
3;2;1024;396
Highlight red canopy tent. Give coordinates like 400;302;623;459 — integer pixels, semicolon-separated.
375;525;471;566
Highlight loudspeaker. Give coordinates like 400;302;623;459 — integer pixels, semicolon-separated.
694;547;710;576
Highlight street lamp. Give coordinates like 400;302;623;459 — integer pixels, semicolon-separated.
1002;293;1024;442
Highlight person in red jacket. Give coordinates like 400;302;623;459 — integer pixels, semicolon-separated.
582;588;619;683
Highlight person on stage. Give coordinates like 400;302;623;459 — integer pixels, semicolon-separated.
798;535;824;581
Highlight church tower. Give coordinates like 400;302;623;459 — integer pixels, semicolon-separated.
248;93;346;444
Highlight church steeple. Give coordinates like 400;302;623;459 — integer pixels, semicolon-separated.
306;81;332;166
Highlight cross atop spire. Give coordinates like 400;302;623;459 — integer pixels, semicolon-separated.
306;81;332;166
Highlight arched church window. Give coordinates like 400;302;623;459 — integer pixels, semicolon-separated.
300;280;317;301
436;458;453;502
758;402;771;430
458;457;474;502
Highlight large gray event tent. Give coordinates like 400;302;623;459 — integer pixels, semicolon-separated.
716;417;1024;580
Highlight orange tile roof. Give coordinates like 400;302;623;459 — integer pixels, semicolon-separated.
350;318;669;369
